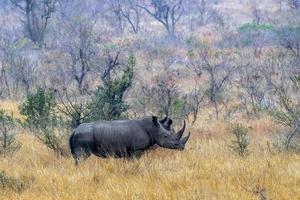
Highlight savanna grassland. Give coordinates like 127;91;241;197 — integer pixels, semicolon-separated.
0;101;299;200
1;0;300;199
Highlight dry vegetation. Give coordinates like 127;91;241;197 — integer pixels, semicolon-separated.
1;0;300;199
0;102;299;200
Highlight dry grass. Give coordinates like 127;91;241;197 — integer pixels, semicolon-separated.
0;102;300;200
0;100;25;122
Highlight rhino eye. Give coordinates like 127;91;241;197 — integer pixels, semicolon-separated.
164;135;168;138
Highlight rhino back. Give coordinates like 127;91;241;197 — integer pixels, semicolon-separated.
73;120;152;157
92;120;151;151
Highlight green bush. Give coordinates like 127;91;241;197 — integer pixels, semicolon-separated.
0;109;21;156
238;22;274;33
270;75;300;151
19;87;57;130
238;22;275;48
19;88;67;156
230;124;250;156
169;97;186;123
89;54;135;121
37;127;68;157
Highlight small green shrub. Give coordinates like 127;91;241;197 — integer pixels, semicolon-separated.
36;127;68;157
19;88;67;156
230;124;250;156
0;109;21;156
238;22;274;33
19;87;57;130
90;54;134;121
169;97;186;123
270;75;300;151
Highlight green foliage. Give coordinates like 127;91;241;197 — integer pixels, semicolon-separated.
169;97;186;122
238;22;275;47
230;124;250;156
19;88;67;156
19;88;57;130
238;23;274;33
270;75;300;151
187;49;195;59
89;54;135;121
9;38;31;51
0;110;20;156
101;43;119;50
37;127;68;157
0;109;21;156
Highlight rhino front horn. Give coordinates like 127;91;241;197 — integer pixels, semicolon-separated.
175;120;186;140
181;132;191;146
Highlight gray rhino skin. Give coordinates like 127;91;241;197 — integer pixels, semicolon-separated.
69;116;190;164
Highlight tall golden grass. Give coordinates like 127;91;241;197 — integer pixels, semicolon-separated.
0;101;299;200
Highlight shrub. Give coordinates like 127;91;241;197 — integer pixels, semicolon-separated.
36;127;68;157
0;109;21;156
270;75;300;151
19;87;57;130
238;23;274;33
19;88;67;156
55;89;92;128
89;54;135;121
272;129;300;152
169;96;187;123
230;124;250;156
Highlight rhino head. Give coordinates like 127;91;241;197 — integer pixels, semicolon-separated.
151;116;190;150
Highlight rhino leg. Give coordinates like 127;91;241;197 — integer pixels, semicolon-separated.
127;150;143;159
72;143;93;165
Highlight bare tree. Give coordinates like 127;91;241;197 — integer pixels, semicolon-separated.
13;55;37;95
249;0;263;24
0;34;14;96
107;0;126;34
277;25;300;57
273;0;283;12
0;27;35;97
138;0;184;36
10;0;59;47
287;0;300;9
187;82;206;124
59;2;99;95
101;51;120;82
55;89;92;127
119;0;141;33
187;41;235;120
154;75;179;117
239;65;267;117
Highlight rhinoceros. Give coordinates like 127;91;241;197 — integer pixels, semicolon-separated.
69;116;190;164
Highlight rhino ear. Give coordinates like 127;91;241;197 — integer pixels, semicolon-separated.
159;117;168;124
152;116;158;125
166;119;173;127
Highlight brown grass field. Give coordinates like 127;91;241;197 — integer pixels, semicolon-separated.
0;101;300;200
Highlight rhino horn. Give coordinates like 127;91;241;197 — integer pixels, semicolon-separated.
181;132;191;146
175;120;186;140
